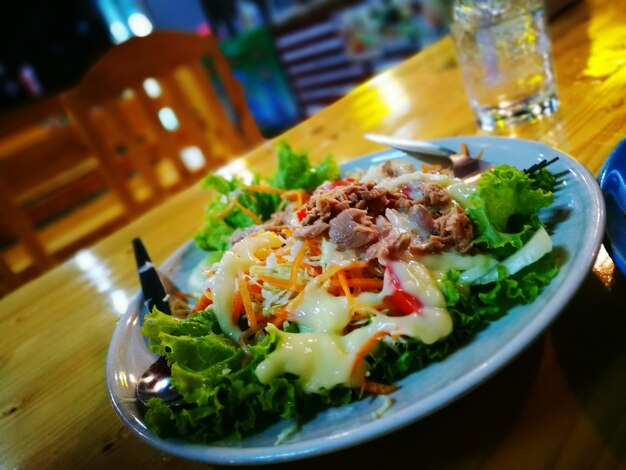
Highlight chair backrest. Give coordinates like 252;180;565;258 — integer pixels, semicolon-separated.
62;31;264;210
0;32;264;295
0;96;130;295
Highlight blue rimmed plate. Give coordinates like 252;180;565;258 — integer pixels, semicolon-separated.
107;136;605;465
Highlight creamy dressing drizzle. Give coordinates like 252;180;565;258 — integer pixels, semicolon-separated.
255;260;453;392
212;231;283;340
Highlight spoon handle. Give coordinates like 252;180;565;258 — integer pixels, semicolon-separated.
132;238;171;315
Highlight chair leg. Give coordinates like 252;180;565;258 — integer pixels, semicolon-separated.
0;178;54;274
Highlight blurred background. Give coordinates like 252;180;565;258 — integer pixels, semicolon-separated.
0;0;452;138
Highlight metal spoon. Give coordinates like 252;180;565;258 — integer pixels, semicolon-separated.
364;133;493;180
132;238;185;410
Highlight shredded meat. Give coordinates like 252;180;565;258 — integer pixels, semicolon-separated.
230;208;293;245
296;182;411;236
433;204;474;253
364;216;412;263
407;181;451;206
291;161;476;261
295;176;474;260
381;160;416;178
328;208;378;250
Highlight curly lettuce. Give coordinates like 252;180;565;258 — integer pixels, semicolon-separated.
141;309;356;441
193;141;339;252
466;165;555;255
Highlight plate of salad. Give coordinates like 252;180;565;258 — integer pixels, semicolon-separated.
107;136;605;465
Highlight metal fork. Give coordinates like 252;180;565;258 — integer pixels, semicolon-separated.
364;133;493;181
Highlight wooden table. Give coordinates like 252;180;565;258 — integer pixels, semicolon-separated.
2;0;626;467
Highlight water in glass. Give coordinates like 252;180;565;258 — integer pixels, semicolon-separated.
451;0;559;131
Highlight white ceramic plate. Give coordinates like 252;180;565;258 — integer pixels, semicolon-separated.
107;136;605;465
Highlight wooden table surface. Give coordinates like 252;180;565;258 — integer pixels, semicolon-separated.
2;0;626;467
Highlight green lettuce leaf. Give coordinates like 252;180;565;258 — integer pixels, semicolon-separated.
270;140;340;191
141;308;356;441
467;165;554;253
367;253;558;383
193;141;340;252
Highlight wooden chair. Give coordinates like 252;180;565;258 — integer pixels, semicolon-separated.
0;96;131;295
62;31;264;212
0;32;263;295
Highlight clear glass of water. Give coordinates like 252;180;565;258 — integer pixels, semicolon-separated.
450;0;559;131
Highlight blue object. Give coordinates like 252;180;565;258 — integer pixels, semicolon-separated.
598;138;626;277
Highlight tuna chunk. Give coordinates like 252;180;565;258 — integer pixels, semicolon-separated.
328;208;378;250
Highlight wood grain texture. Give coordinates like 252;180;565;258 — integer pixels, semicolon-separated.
1;0;626;467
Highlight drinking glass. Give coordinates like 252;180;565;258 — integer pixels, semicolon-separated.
450;0;559;131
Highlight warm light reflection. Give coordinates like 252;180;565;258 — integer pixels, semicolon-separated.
110;289;129;315
74;250;112;293
117;370;129;388
75;249;130;316
215;158;254;183
375;75;412;116
128;13;153;37
180;146;205;170
143;78;162;98
347;88;388;129
347;75;413;131
592;244;616;289
583;4;626;78
158;107;179;131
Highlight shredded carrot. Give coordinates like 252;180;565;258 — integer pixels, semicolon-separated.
231;198;263;225
191;291;212;313
245;184;285;195
351;331;388;375
306;265;323;277
232;291;243;325
247;283;263;294
257;275;292;290
362;380;398;395
290;241;308;291
216;201;235;218
286;261;370;310
282;189;308;202
336;271;352;302
307;239;321;256
329;278;384;290
270;307;291;328
239;274;261;331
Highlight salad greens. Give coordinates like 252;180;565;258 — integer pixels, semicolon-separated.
141;145;559;443
193;140;340;252
466;165;555;255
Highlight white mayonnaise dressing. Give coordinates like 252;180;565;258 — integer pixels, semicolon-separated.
212;231;283;339
255;325;363;392
255;259;453;392
319;238;359;269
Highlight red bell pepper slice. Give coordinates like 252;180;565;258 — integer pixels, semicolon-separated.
386;266;422;316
